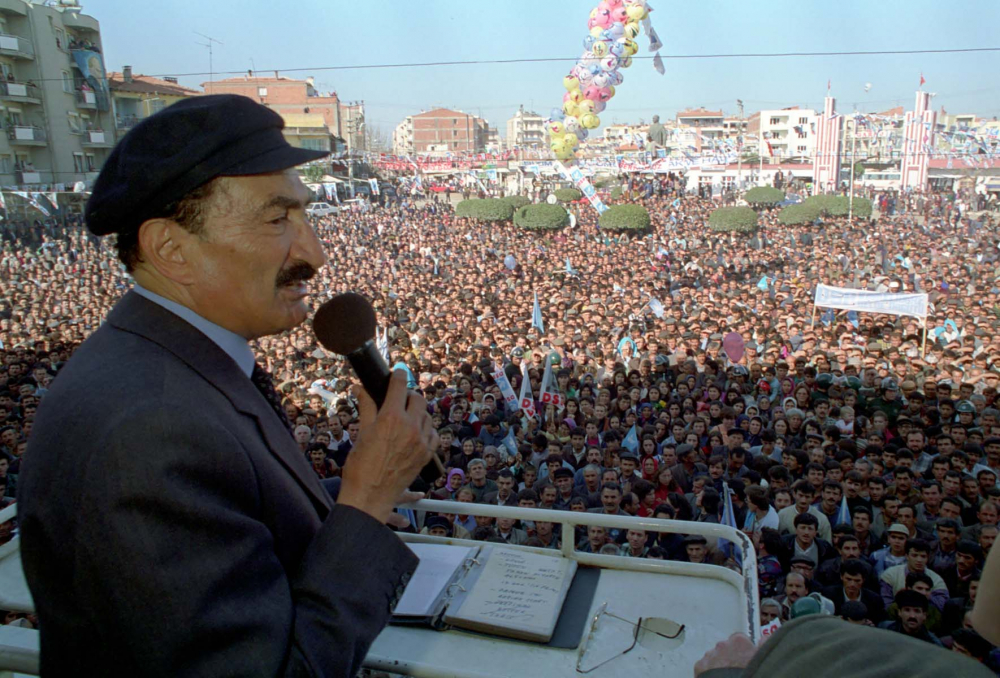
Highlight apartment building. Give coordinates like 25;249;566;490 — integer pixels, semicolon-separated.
410;108;488;154
748;107;818;160
505;106;545;151
109;66;199;140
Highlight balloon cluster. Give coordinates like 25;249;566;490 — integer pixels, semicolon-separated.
547;0;648;163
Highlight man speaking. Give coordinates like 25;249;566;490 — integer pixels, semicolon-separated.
18;95;436;676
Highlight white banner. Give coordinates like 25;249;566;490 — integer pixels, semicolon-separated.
491;364;519;414
814;284;928;319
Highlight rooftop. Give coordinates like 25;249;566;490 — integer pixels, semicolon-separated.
677;108;723;118
107;72;201;97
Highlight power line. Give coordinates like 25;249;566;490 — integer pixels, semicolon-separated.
141;46;1000;80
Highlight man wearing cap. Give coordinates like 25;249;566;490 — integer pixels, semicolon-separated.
878;590;945;646
18;96;436;676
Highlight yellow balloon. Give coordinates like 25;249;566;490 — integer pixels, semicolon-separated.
606;85;616;99
565;134;579;148
592;41;608;57
624;39;638;56
567;89;584;104
624;22;640;39
563;101;580;117
590;25;604;38
548;121;566;136
580;113;600;129
563;75;580;91
555;147;576;161
620;56;633;68
589;7;599;19
626;5;647;20
577;99;596;114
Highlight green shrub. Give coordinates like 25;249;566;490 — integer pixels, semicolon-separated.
599;204;651;232
501;195;532;210
513;204;569;231
777;202;822;225
554;188;583;203
708;206;759;233
743;186;785;206
803;194;873;218
610;186;623;199
455;198;515;222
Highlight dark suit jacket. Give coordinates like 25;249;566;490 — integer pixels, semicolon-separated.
778;533;837;571
19;292;418;677
821;585;887;623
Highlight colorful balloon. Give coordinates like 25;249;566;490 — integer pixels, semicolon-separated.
619;56;633;68
580;113;600;129
589;25;604;38
575;128;589;141
583;85;602;101
577;99;596;115
563;75;580;91
592;72;610;88
547;120;566;136
623;39;638;56
567;89;584;104
600;55;619;71
563;115;581;132
610;70;624;85
583;35;595;50
611;7;628;22
593;100;607;113
550;108;565;121
597;87;613;102
606;85;616;99
591;41;609;57
563;101;580;117
624;22;640;39
577;69;595;85
609;41;625;57
626;4;647;21
608;22;625;39
594;9;612;28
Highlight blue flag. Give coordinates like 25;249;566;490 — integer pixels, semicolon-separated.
847;310;859;328
501;426;519;462
565;257;578;276
757;275;769;292
622;424;639;454
720;482;743;568
391;362;418;390
835;495;851;527
671;198;681;208
532;291;545;333
821;308;835;327
648;298;664;319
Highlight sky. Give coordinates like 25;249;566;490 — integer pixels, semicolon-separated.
84;0;1000;137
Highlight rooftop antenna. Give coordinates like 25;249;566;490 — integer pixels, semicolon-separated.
194;31;223;85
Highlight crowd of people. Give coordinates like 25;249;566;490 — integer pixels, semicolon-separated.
2;175;1000;668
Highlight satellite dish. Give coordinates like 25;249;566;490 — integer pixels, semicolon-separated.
546;194;558;205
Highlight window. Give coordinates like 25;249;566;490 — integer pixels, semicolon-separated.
0;154;9;174
769;117;781;125
72;153;84;173
54;28;65;50
257;87;267;97
452;130;457;137
453;118;458;126
147;99;165;114
67;112;81;132
85;153;96;171
8;109;22;126
797;132;807;139
799;117;808;124
301;138;327;151
62;70;73;93
0;64;11;82
797;145;807;153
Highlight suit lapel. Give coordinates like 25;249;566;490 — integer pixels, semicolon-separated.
108;292;332;516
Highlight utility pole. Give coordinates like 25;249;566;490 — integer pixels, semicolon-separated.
848;117;857;226
194;31;223;84
736;99;744;191
346;109;355;199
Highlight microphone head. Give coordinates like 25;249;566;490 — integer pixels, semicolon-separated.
313;292;377;355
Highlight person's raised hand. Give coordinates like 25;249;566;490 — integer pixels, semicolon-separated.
693;633;757;677
337;370;437;525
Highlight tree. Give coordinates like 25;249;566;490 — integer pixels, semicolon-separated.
513;204;569;230
599;204;652;232
743;187;785;207
777;202;822;225
554;188;583;203
708;206;759;233
302;164;324;184
365;124;392;153
501;195;531;210
455;198;515;222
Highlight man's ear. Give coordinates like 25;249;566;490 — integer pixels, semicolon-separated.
136;218;198;285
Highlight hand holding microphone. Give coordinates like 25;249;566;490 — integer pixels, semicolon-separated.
313;293;442;524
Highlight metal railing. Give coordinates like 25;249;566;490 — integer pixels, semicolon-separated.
5;126;46;143
0;81;36;99
74;90;97;107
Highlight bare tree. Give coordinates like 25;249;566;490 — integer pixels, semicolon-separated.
366;124;392;153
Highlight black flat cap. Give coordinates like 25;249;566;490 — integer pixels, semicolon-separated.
86;94;329;236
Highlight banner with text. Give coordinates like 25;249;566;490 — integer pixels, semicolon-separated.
814;284;928;320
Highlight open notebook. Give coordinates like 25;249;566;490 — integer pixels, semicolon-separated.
392;543;579;643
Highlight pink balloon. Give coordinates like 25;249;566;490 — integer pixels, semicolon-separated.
594;9;612;28
597;87;612;102
722;333;745;363
597;0;612;11
583;85;602;101
607;0;623;6
611;7;628;22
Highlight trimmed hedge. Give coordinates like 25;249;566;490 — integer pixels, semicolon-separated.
513;204;570;230
455;198;515;222
803;194;874;218
709;206;759;233
599;204;651;232
554;188;583;203
777;202;822;225
743;186;785;206
501;195;532;210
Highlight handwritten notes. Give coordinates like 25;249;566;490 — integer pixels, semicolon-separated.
446;547;577;642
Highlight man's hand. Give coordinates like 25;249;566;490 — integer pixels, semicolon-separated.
337;370;437;524
694;633;757;677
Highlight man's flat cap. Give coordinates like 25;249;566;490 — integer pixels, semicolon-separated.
86;94;329;236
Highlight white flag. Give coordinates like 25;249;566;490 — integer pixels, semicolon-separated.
653;52;665;75
518;362;536;419
648;27;663;52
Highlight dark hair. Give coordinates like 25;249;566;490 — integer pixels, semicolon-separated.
905;571;933;589
516;489;538;504
841;559;867;578
115;179;218;272
760;527;783;555
793;512;819;528
906;538;931;555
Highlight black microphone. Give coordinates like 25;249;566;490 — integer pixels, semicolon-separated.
312;292;443;485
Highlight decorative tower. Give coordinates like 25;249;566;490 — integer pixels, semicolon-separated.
900;91;937;189
812;96;842;193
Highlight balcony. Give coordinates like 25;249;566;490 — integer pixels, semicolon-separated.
62;12;100;33
0;33;32;60
6;125;46;145
81;130;111;147
16;169;46;184
74;89;97;109
0;0;27;17
0;81;38;104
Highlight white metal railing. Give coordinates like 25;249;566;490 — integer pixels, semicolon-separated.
0;34;32;57
400;499;761;643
